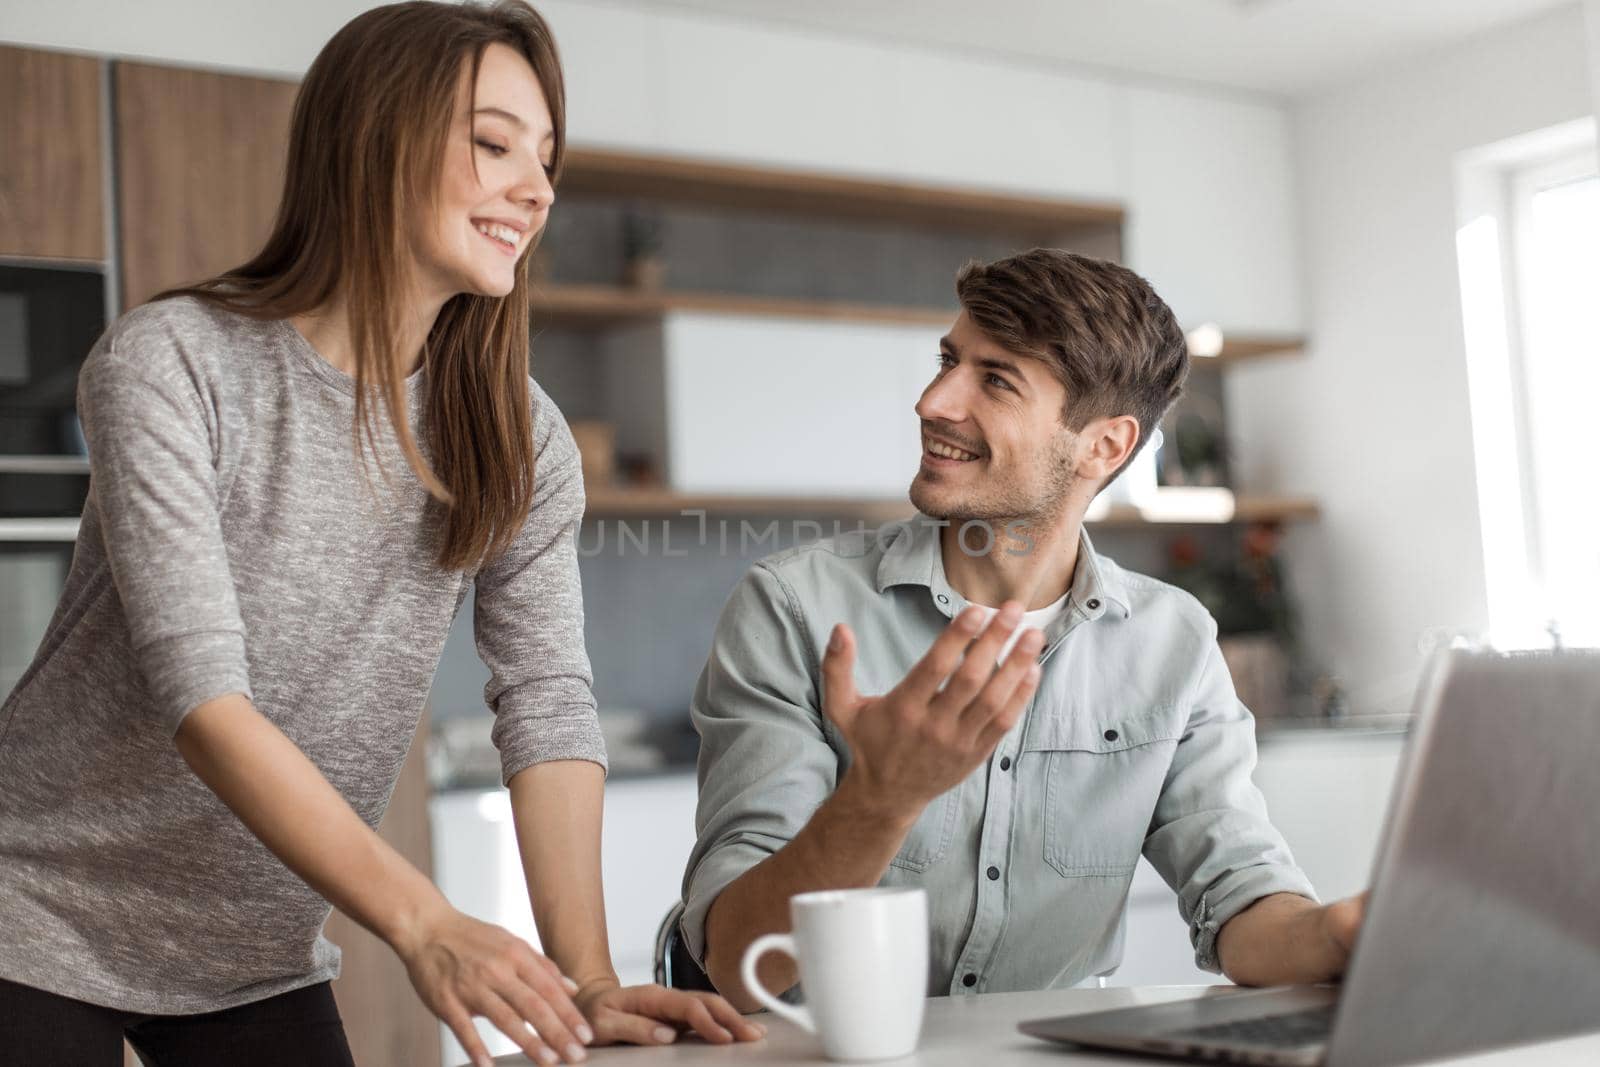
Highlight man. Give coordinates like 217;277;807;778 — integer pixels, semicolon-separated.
679;249;1364;1009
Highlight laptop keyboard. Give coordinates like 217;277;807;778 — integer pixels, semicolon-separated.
1167;1005;1336;1048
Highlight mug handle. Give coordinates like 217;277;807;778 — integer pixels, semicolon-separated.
739;933;815;1034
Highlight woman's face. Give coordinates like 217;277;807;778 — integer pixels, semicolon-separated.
413;42;556;303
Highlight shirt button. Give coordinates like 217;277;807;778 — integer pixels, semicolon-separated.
1086;598;1101;610
937;594;949;605
1104;728;1119;742
999;756;1012;771
962;973;977;988
986;866;1000;881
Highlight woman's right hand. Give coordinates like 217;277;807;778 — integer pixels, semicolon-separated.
396;903;595;1067
168;699;591;1064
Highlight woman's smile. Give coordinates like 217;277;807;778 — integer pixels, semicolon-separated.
471;216;528;256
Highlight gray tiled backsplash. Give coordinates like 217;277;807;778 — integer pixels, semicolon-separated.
539;197;1110;306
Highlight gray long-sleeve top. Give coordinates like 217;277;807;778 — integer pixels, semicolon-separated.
0;295;604;1014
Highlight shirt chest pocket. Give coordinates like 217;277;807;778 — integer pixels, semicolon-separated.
1023;705;1185;877
823;713;957;875
887;789;959;873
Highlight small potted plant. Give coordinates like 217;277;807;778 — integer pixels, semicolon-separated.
621;206;665;290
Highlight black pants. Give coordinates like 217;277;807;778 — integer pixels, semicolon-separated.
0;976;356;1066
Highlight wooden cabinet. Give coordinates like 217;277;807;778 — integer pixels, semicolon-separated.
0;45;105;261
430;774;701;1066
1111;728;1405;987
112;61;297;308
326;711;442;1067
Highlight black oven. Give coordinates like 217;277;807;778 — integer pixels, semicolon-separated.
0;261;106;520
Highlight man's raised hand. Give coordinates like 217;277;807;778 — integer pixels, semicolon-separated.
820;603;1044;818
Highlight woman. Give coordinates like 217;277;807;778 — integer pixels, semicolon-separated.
0;3;760;1065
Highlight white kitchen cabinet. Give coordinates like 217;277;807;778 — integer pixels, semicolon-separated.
1115;859;1224;988
653;14;899;185
430;774;701;1066
600;775;704;982
429;729;1404;1066
535;1;671;152
541;0;1120;200
1250;728;1405;901
881;51;1122;200
607;312;940;496
1121;86;1304;334
1110;727;1406;986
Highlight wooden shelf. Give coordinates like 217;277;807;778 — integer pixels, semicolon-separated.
1231;495;1321;523
535;283;955;330
583;488;1318;527
534;290;1313;360
584;488;915;524
560;146;1124;240
1091;495;1321;526
1188;331;1307;365
0;497;1317;545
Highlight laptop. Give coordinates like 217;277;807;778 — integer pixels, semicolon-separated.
1019;648;1600;1067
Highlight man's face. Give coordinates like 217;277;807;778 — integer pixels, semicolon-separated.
909;310;1081;525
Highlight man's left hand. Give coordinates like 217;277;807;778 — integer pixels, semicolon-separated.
1218;890;1370;986
1318;891;1368;963
574;980;766;1047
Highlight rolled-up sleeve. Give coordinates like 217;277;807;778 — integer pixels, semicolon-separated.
679;563;835;967
77;335;252;735
1141;632;1318;973
473;385;605;785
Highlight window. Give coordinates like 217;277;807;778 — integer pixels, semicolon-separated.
1508;151;1600;647
1456;120;1600;649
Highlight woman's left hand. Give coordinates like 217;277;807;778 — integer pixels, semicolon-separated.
574;980;766;1047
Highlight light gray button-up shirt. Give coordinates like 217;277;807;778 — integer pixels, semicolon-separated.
680;515;1315;995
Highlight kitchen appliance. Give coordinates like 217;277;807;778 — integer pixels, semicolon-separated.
0;260;107;695
0;261;105;519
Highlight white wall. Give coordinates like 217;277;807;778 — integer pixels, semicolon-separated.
1225;3;1595;715
1588;0;1600;119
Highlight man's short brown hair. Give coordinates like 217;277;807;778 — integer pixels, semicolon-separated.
955;248;1189;476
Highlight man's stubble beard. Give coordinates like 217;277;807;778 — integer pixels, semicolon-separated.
908;433;1078;528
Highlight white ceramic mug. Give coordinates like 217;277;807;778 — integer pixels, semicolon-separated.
739;887;929;1061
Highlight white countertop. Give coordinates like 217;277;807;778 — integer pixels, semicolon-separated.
477;986;1600;1066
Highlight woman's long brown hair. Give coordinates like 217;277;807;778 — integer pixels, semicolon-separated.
155;0;565;571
